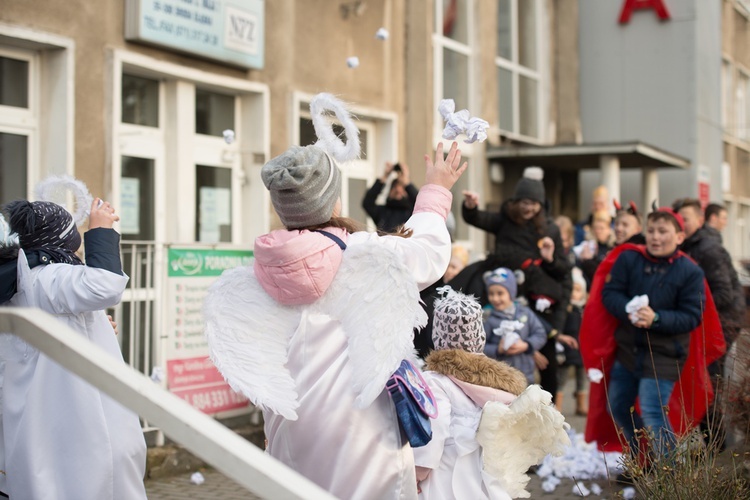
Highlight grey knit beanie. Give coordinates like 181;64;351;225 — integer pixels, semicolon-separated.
432;288;486;354
261;145;342;229
513;166;545;204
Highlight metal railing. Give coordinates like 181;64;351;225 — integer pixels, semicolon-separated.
0;307;336;500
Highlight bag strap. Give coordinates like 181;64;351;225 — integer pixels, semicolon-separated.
313;229;347;251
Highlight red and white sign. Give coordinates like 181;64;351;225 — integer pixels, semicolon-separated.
619;0;671;24
168;356;248;413
698;181;710;209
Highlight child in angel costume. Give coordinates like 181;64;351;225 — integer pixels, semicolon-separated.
0;182;147;499
204;93;468;499
414;289;570;499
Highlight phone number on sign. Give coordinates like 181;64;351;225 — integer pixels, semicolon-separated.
183;388;248;412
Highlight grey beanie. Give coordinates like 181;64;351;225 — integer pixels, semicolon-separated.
261;145;342;229
432;288;486;354
513;166;545;204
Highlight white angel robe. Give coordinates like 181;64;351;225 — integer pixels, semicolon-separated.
205;186;453;500
0;252;147;499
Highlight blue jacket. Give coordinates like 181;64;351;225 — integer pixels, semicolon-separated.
483;304;547;384
601;248;705;380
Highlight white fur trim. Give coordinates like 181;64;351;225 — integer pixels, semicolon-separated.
310;93;361;163
34;175;94;226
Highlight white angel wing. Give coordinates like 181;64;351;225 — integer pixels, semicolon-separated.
204;265;302;420
476;385;571;498
317;241;427;409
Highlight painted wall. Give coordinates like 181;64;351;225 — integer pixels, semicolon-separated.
578;0;722;211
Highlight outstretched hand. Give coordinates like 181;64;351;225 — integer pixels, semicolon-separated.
424;142;468;191
89;198;120;230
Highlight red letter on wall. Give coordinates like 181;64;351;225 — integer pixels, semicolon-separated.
619;0;671;24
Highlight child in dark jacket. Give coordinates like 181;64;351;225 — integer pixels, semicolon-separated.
483;267;547;385
556;269;587;415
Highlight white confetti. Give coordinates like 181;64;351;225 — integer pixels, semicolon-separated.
375;27;389;40
541;475;561;492
346;56;360;69
622;486;636;499
222;129;235;144
438;99;489;144
572;482;590;496
535;297;552;312
150;366;165;383
587;368;604;384
590;483;602;495
190;471;205;485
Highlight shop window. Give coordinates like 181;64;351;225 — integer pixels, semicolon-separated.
195;165;232;242
737;71;749;141
195;89;235;137
496;0;543;140
122;74;159;127
435;0;473;116
722;60;733;133
0;132;27;205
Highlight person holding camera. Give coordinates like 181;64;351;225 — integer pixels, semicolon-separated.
363;161;419;233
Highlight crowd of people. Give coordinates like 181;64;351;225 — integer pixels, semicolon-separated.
0;91;746;499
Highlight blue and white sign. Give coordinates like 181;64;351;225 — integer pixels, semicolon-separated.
125;0;264;69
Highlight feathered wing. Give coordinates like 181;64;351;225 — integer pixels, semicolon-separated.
318;242;427;409
476;385;571;498
203;265;302;420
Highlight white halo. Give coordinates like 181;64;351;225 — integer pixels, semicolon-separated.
309;93;361;163
34;175;94;226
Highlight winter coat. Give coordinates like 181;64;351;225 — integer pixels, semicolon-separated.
362;179;419;233
462;201;572;332
206;185;453;500
601;248;705;381
483;304;548;384
680;226;746;341
414;350;526;500
0;229;147;500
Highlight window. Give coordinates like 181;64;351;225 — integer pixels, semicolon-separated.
496;0;543;139
0;51;36;205
722;60;733;133
434;0;473;113
195;165;232;242
737;70;749;141
122;74;159;127
195;89;235;137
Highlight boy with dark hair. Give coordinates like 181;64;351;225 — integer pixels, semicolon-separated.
704;203;728;233
580;207;725;463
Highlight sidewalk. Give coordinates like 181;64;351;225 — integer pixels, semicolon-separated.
144;380;626;499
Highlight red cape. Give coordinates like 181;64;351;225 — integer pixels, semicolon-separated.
580;244;726;452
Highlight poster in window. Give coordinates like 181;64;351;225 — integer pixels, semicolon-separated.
199;186;230;242
120;177;140;235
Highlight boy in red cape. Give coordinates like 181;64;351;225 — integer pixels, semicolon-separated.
580;208;725;455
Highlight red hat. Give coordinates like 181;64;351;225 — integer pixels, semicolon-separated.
655;206;685;232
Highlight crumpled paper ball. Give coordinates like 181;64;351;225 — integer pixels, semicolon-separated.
190;472;205;485
375;27;389;40
346;56;360;69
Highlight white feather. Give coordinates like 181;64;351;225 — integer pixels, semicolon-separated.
476;385;571;498
203;266;302;420
317;242;426;409
34;175;94;226
0;214;18;246
310;93;361;163
522;166;544;182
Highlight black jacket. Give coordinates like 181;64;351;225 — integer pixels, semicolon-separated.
462;200;572;331
680;226;746;340
602;248;705;380
362;179;418;233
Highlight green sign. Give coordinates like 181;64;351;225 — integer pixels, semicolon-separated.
168;248;253;277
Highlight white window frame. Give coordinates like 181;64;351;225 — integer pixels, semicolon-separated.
111;49;270;246
494;0;546;143
722;59;733;134
737;69;750;142
432;0;476;143
0;24;74;196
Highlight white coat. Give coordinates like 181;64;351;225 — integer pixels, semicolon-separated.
0;252;147;500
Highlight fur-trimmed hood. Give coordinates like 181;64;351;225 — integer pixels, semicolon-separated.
425;349;527;397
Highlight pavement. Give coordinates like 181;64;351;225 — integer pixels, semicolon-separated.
144;378;630;499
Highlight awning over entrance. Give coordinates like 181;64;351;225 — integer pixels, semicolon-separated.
486;141;690;170
485;141;690;215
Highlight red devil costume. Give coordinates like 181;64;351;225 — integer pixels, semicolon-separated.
580;243;725;452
